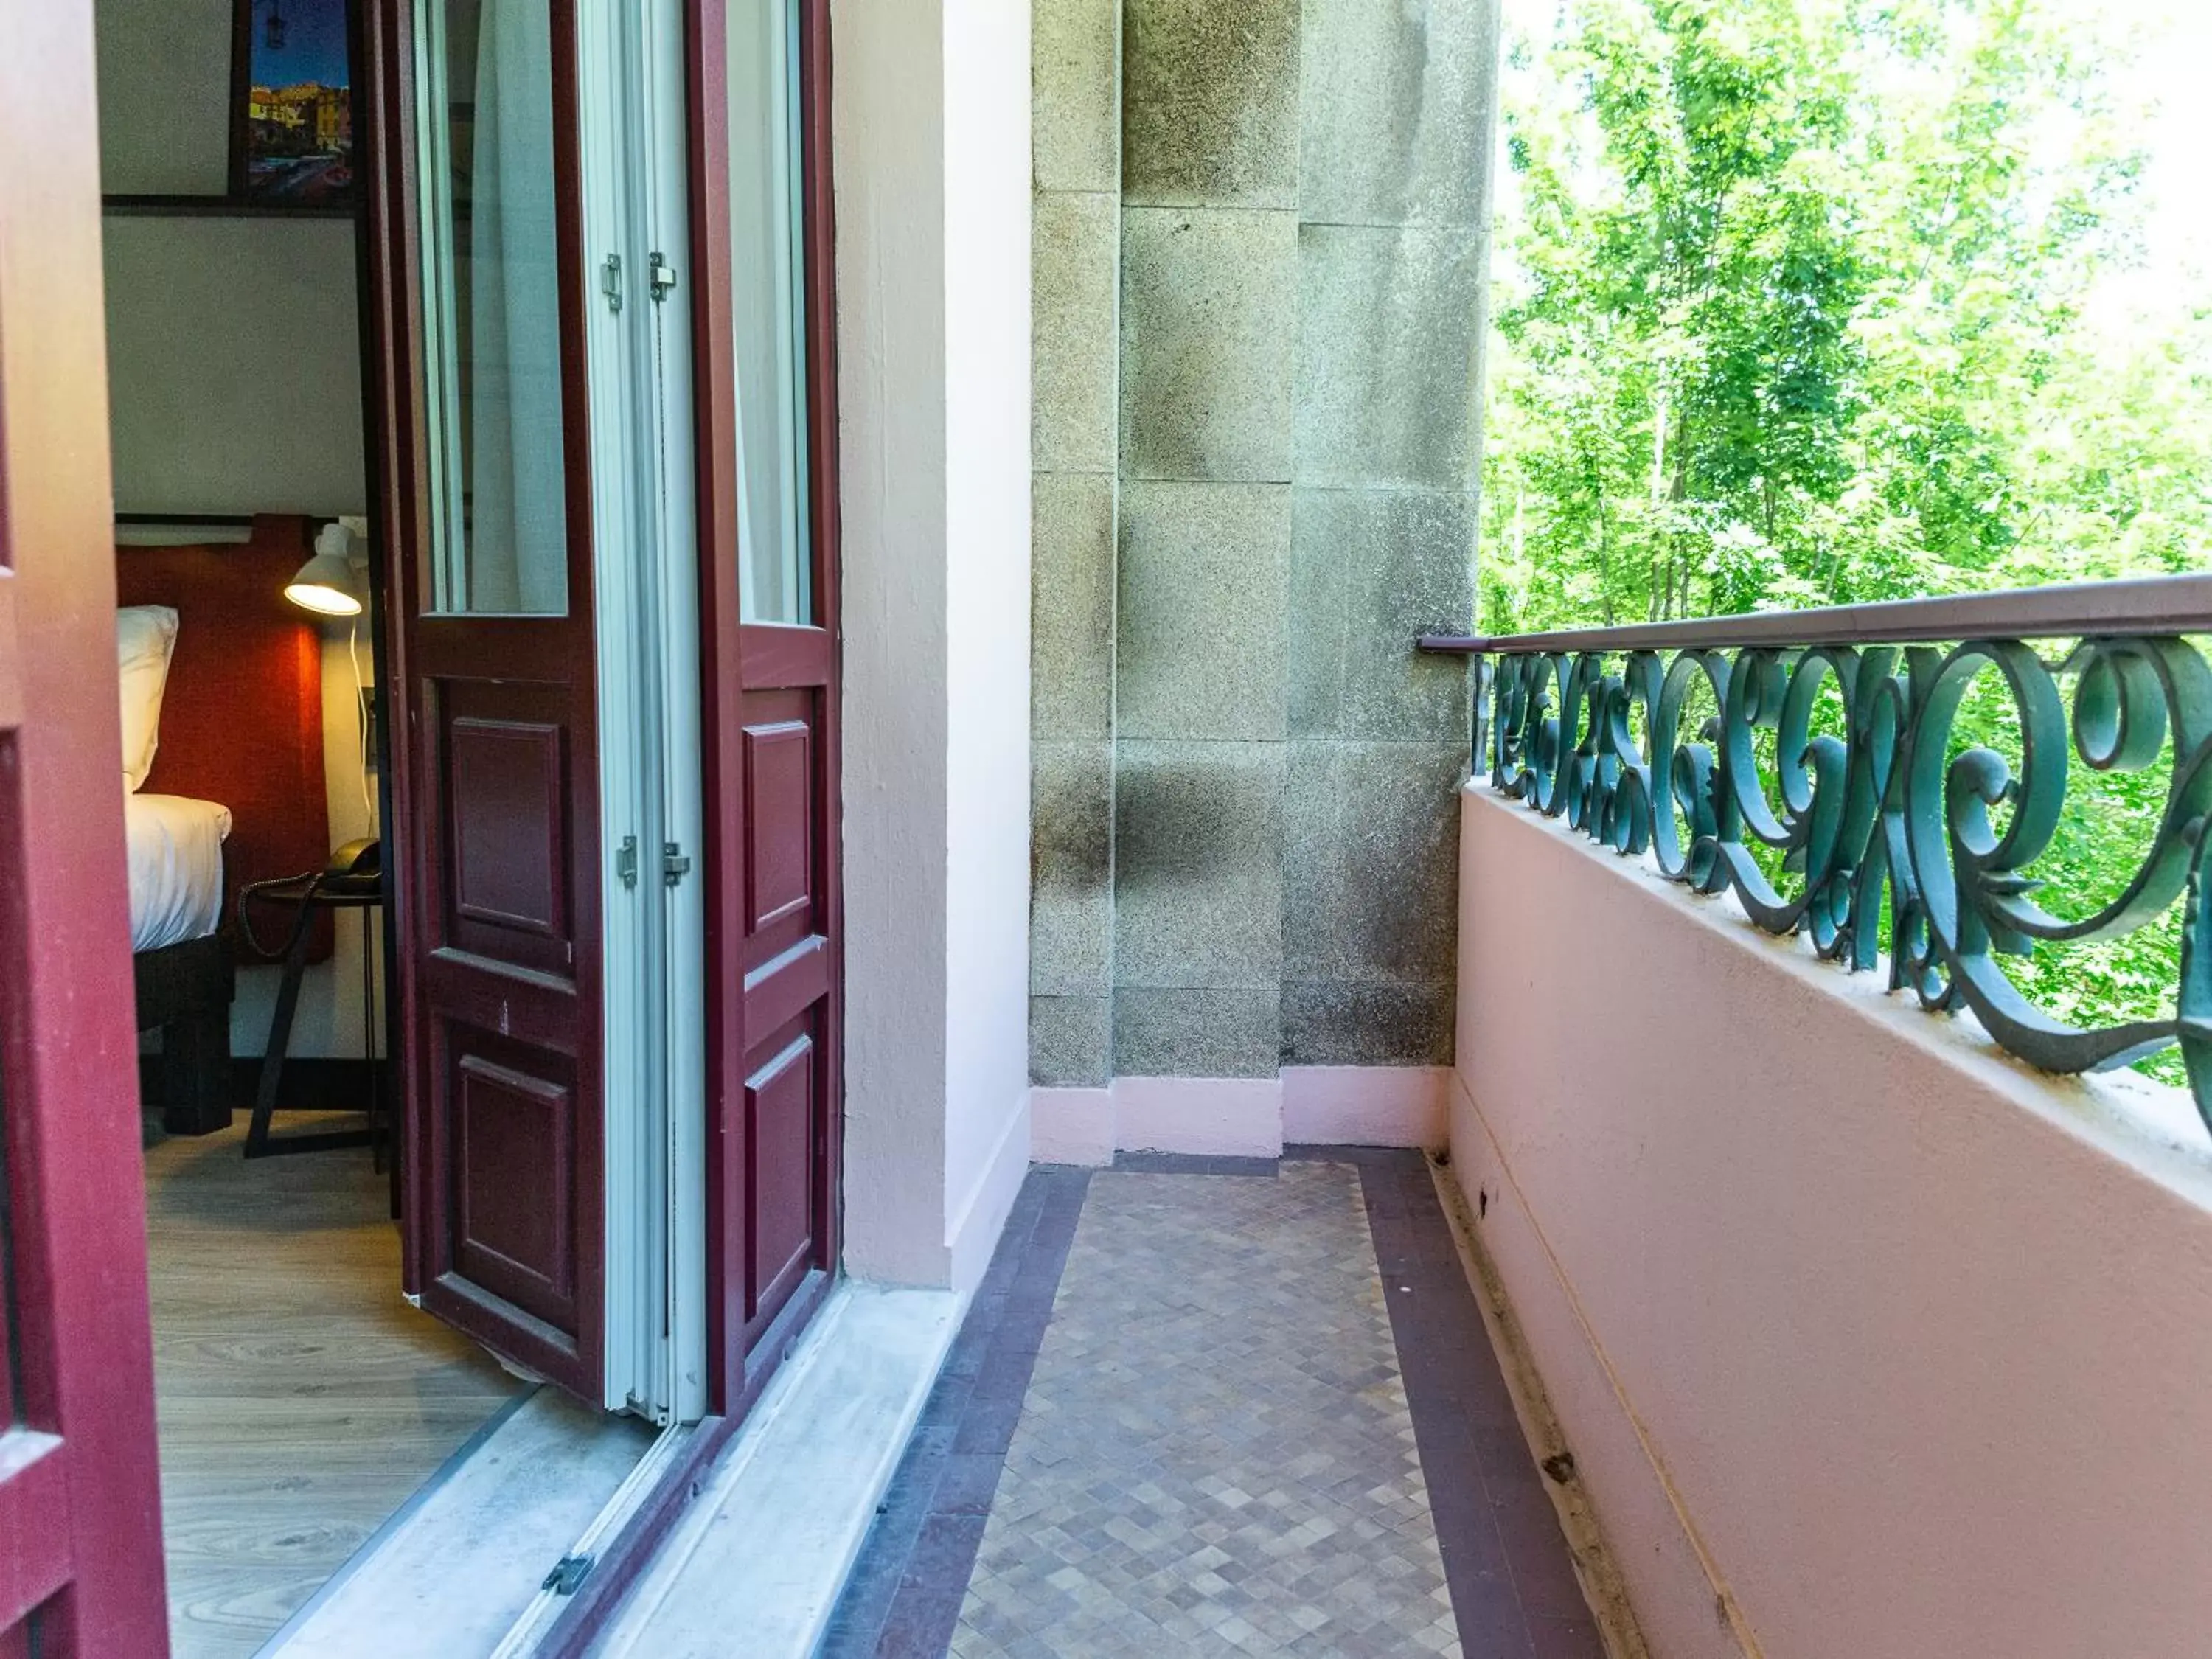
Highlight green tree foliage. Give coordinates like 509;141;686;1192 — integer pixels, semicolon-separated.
1484;0;2212;1081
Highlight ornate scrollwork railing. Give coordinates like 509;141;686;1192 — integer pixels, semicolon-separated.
1420;576;2212;1129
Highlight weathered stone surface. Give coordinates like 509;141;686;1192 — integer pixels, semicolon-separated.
1298;0;1500;226
1032;473;1116;741
1113;987;1280;1077
1280;980;1455;1065
1031;995;1113;1088
1117;481;1290;741
1122;0;1301;209
1295;223;1486;490
1281;742;1463;984
1114;740;1284;990
1034;191;1120;476
1032;742;1114;995
1034;0;1121;193
1288;487;1475;742
1024;0;1506;1091
1121;208;1297;483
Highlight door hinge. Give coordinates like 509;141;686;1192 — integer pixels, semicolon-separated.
661;841;692;886
616;835;639;890
542;1553;594;1596
648;251;678;302
601;252;624;313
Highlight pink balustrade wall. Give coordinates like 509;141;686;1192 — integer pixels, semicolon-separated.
1451;784;2212;1658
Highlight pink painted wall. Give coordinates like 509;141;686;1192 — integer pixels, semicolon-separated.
1451;784;2212;1658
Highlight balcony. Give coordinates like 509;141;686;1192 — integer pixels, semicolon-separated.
707;581;2212;1658
635;0;2212;1646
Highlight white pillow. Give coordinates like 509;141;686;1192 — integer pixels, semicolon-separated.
116;605;179;793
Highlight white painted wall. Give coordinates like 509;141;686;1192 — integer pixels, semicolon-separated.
94;0;229;194
939;0;1034;1292
102;218;369;521
834;0;1033;1293
1450;783;2212;1658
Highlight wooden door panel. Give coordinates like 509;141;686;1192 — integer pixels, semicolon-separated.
411;661;601;1390
0;6;172;1646
742;717;813;932
733;678;830;1345
425;1013;589;1373
371;0;606;1402
452;1043;581;1331
691;0;843;1413
447;715;572;946
745;1031;817;1322
436;678;578;973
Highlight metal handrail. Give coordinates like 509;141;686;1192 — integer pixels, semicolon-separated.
1432;575;2212;1128
1419;572;2212;655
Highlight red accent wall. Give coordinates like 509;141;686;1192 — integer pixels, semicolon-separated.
116;514;333;961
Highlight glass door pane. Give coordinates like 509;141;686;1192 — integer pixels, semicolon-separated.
417;0;571;616
725;0;811;625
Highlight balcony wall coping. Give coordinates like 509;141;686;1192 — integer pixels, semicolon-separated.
1420;571;2212;655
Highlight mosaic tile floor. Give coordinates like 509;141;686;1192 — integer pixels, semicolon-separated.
956;1161;1456;1658
822;1152;1605;1658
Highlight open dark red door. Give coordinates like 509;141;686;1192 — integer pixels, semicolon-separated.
689;0;844;1412
0;5;172;1652
368;0;607;1399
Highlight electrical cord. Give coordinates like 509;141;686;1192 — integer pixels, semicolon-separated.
349;617;375;827
236;870;332;962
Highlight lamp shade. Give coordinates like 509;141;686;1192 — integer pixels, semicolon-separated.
285;551;362;616
285;524;364;616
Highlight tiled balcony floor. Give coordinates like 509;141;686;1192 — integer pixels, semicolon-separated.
823;1150;1605;1658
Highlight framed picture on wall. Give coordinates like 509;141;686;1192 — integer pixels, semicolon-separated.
230;0;358;209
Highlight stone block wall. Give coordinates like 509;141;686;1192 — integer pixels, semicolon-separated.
1029;0;1499;1086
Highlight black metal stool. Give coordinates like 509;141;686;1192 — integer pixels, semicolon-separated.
239;869;385;1161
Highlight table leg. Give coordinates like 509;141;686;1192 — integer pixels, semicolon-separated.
244;898;317;1158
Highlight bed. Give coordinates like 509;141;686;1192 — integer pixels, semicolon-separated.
118;517;333;1135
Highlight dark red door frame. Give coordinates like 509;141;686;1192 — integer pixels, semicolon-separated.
0;5;172;1652
361;0;428;1300
796;0;846;1321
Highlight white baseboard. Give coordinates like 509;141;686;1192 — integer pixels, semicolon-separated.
945;1086;1033;1295
1029;1067;1450;1166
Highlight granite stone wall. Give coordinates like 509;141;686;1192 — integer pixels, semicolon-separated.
1029;0;1498;1085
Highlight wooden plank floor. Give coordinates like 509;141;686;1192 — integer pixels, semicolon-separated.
144;1116;519;1659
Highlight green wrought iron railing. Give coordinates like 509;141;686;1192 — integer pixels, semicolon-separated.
1420;574;2212;1128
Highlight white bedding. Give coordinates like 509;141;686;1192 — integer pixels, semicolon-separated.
126;794;232;953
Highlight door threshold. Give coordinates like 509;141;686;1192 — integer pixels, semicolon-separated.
259;1388;658;1658
588;1281;963;1658
489;1416;697;1655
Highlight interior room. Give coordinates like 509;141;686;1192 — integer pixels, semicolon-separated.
96;4;650;1652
